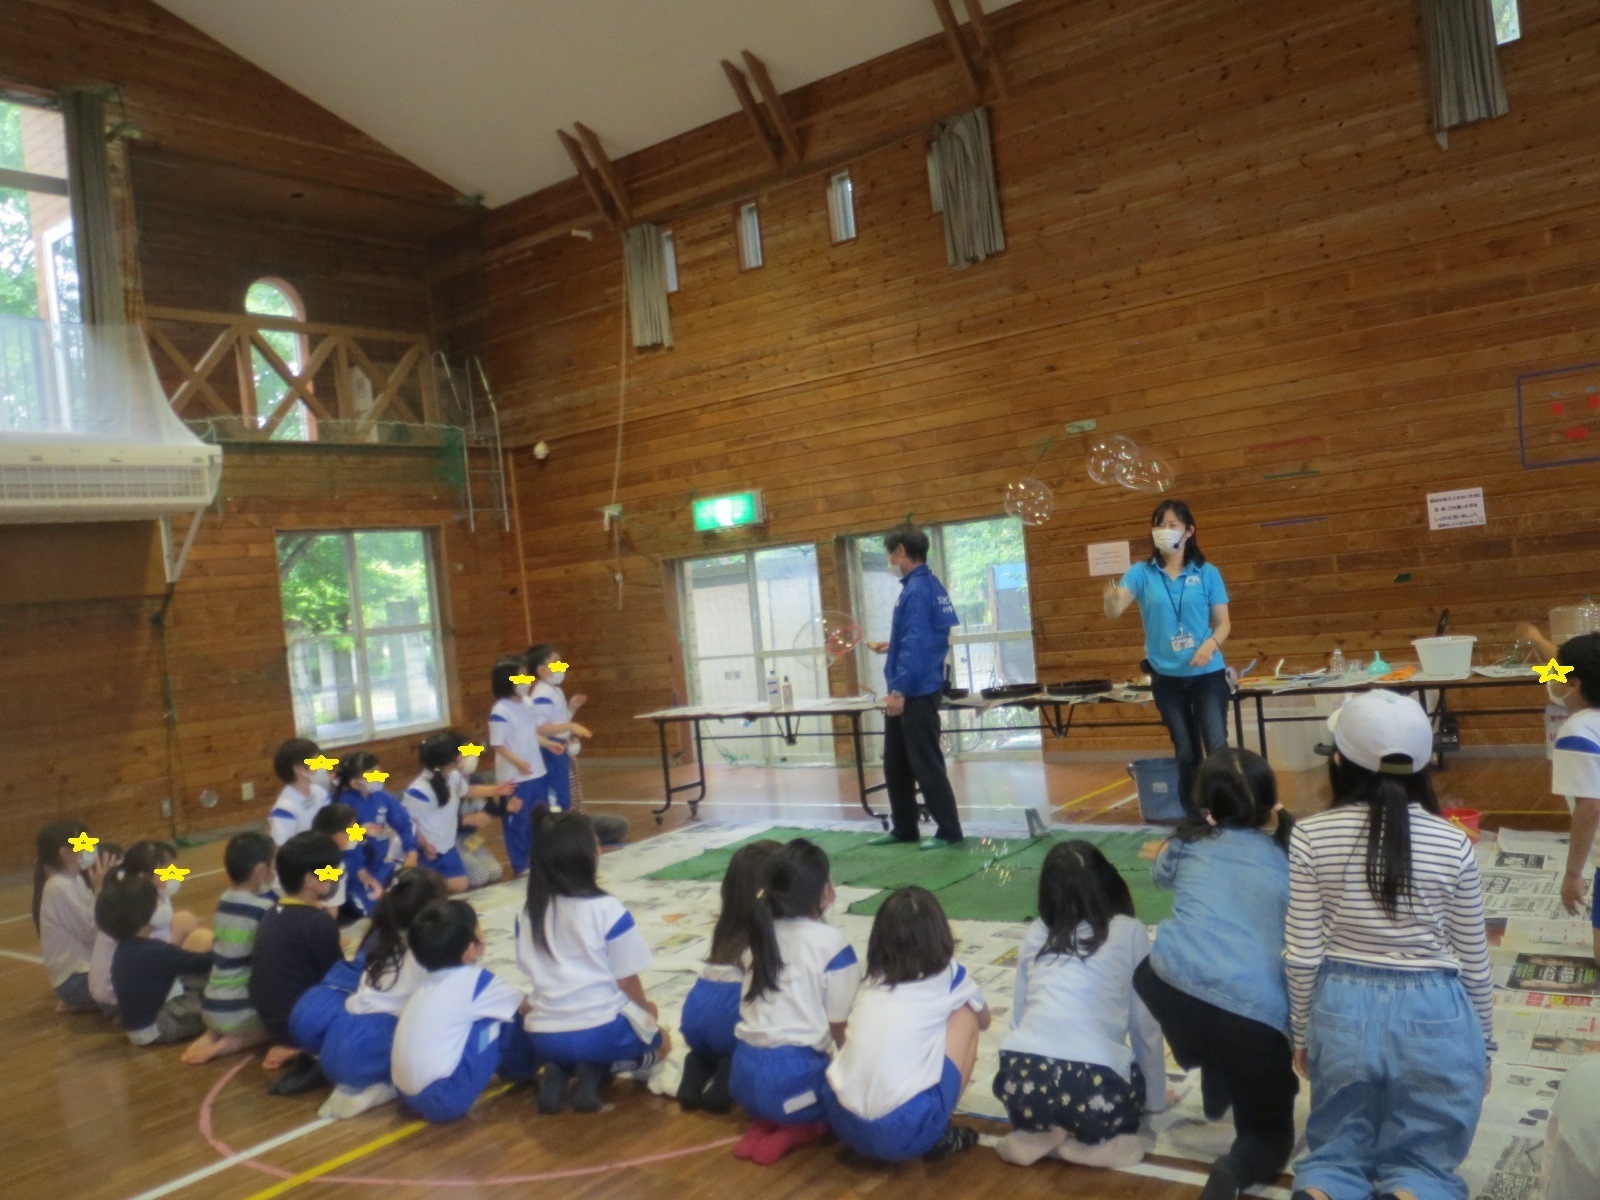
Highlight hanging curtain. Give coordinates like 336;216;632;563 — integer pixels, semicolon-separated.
933;107;1005;270
62;90;127;325
1418;0;1508;145
622;223;673;349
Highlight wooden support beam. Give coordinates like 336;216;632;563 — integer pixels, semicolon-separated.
931;0;983;100
960;0;1007;97
741;51;802;162
721;59;782;167
572;122;633;225
556;129;620;230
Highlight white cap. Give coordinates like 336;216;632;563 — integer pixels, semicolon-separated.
1326;690;1434;775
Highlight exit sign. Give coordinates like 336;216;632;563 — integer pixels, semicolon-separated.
693;491;764;531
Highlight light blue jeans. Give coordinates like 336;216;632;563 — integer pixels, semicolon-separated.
1296;961;1486;1200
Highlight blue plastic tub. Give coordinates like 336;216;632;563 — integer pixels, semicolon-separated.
1128;756;1185;823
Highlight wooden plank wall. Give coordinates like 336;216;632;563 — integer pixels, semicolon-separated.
432;0;1600;760
0;447;516;866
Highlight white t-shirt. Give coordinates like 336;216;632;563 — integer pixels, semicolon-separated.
489;696;545;783
531;682;572;743
345;950;429;1017
826;960;986;1120
391;964;524;1095
402;770;465;855
1002;914;1166;1111
735;918;861;1054
39;873;96;986
1553;708;1600;870
269;783;329;846
515;894;654;1033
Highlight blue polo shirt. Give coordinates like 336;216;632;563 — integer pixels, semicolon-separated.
1119;559;1229;678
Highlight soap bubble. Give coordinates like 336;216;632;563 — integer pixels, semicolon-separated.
792;610;864;660
1087;452;1119;485
1114;455;1177;493
1089;433;1139;463
1003;477;1055;526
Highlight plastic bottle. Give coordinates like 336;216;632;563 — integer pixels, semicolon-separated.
1367;650;1390;677
1329;648;1345;677
780;675;794;708
767;668;781;709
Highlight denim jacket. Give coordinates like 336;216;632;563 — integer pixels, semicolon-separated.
1148;827;1291;1037
884;564;959;697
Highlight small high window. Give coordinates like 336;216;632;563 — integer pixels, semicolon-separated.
245;278;314;442
736;202;763;271
827;171;856;243
662;229;679;293
1492;0;1519;44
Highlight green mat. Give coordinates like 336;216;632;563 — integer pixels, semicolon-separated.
646;827;1173;926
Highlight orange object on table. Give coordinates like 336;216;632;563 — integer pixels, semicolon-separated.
1441;807;1481;841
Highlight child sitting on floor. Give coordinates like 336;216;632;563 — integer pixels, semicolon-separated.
269;737;331;845
184;831;278;1064
312;802;379;920
89;840;206;1016
34;820;116;1013
101;873;214;1046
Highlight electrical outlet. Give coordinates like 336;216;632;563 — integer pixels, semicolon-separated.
241;781;255;802
159;796;172;818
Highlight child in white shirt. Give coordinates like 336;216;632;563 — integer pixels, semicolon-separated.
1548;632;1600;966
489;654;548;875
993;840;1165;1168
526;643;592;812
268;737;331;846
33;820;115;1013
400;730;516;894
515;810;667;1114
730;839;862;1165
824;886;989;1162
392;898;536;1123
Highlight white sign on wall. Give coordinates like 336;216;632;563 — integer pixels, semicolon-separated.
1087;540;1132;577
1427;486;1486;531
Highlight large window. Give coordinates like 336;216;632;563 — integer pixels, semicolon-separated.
676;543;831;765
849;516;1039;759
276;529;446;745
246;278;314;442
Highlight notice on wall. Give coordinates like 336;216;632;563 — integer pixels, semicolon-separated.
1087;540;1131;577
1427;486;1487;530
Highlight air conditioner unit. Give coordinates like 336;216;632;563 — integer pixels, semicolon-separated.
0;440;222;523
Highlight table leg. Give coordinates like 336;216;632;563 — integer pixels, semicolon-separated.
1255;695;1269;763
850;711;887;828
1232;692;1244;745
652;720;674;823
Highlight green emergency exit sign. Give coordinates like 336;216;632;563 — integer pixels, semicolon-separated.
693;491;764;531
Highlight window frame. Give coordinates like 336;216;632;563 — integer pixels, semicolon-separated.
736;201;764;271
245;277;315;440
827;170;857;244
275;526;450;748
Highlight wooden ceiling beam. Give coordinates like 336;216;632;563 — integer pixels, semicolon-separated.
721;59;783;167
741;51;802;163
931;0;983;101
556;128;620;230
572;122;633;224
960;0;1007;97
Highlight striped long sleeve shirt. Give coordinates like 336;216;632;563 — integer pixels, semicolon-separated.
1285;804;1495;1053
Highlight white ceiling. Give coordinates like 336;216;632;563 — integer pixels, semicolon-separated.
154;0;1025;208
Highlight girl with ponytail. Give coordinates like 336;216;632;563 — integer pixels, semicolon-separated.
400;731;516;894
728;839;861;1166
1285;690;1493;1200
330;751;418;894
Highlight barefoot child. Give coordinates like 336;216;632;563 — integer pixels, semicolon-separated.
184;832;277;1064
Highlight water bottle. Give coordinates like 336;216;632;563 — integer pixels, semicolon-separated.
767;668;781;709
1329;648;1345;677
780;675;794;707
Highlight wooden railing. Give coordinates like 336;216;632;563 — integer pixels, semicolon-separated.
142;307;440;438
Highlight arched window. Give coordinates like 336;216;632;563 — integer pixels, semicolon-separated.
245;278;314;441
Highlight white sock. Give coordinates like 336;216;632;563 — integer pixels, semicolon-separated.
995;1128;1069;1165
318;1081;398;1119
1052;1132;1145;1168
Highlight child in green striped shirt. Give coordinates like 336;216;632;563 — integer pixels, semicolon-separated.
183;832;276;1064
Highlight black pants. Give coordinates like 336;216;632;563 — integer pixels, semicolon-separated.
1133;958;1298;1185
882;692;963;842
1149;669;1232;818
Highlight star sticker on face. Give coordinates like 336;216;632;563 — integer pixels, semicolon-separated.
345;823;366;843
548;661;570;673
509;673;535;686
1535;658;1575;684
68;832;99;853
154;864;190;883
458;743;485;757
363;769;389;783
314;865;343;882
304;754;340;771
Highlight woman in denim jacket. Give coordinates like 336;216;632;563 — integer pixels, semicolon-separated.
1133;748;1297;1200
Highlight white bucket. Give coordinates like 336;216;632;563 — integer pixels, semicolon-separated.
1412;635;1476;677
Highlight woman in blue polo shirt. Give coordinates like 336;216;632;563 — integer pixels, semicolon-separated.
1102;499;1233;817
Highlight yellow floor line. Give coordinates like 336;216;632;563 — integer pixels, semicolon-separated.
1052;776;1128;813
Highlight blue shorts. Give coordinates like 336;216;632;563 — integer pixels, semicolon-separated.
527;1013;661;1068
1592;869;1599;930
681;977;741;1060
824;1057;963;1162
402;1018;533;1123
420;846;467;880
321;1010;399;1089
730;1041;831;1125
287;958;364;1053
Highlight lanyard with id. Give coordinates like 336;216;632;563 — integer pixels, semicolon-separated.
1163;571;1195;653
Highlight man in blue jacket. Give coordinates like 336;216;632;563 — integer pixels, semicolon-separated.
867;523;964;848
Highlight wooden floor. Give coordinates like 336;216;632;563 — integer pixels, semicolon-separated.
0;755;1568;1200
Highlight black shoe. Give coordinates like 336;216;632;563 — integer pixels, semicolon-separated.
1200;1067;1232;1121
571;1061;607;1113
537;1063;571;1114
700;1056;733;1115
677;1050;712;1110
268;1054;327;1097
1198;1157;1243;1200
922;1124;979;1162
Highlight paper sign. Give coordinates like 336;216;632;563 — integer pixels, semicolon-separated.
1427;486;1486;530
1087;540;1131;577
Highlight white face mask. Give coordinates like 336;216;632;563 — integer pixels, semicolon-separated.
1153;528;1186;554
515;683;532;698
75;849;98;869
309;769;330;790
887;558;905;579
163;878;183;899
548;671;566;685
1549;681;1581;711
456;758;479;780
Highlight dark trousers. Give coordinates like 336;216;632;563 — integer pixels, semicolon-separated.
1149;668;1231;817
1133;958;1298;1185
882;692;963;843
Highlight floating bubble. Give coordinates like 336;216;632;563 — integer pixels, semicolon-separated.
1003;477;1055;526
1086;451;1120;486
1114;455;1177;493
792;610;864;661
1089;433;1139;463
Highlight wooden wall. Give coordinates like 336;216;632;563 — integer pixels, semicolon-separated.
434;0;1600;760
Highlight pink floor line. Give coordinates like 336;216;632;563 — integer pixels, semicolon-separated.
199;1055;741;1187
